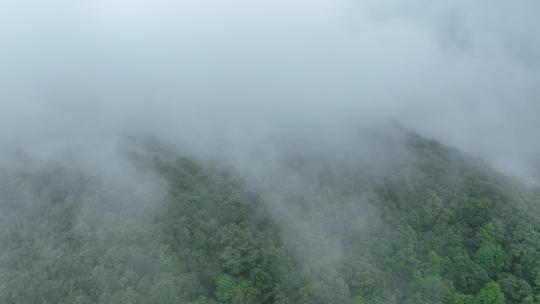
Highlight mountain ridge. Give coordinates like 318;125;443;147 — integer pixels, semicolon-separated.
1;129;539;304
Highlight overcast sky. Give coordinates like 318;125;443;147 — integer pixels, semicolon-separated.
1;0;539;179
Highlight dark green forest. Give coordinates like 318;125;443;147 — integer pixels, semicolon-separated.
1;130;540;304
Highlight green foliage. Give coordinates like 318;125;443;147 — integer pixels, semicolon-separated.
2;132;540;303
215;274;260;304
476;281;506;304
298;276;350;304
453;293;475;304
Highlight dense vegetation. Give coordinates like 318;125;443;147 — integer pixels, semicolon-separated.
1;130;540;303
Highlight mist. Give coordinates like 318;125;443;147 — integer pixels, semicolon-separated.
1;0;539;181
3;2;540;302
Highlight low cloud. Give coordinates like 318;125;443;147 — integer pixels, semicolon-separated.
1;0;539;179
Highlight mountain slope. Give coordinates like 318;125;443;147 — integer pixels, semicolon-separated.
1;130;540;304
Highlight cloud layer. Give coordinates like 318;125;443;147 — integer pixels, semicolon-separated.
1;0;539;179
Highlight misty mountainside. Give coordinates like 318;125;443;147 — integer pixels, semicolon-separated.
1;128;540;304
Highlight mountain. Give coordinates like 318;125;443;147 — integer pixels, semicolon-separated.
1;128;540;304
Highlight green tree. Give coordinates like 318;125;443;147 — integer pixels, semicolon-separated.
150;276;180;304
476;281;505;304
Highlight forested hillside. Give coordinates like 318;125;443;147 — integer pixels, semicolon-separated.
1;130;540;304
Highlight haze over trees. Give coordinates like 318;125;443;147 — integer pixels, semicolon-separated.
2;128;540;304
1;1;540;303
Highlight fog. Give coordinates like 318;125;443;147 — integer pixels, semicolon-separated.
1;0;540;180
2;3;540;302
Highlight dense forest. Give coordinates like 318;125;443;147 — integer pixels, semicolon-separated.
1;128;540;304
